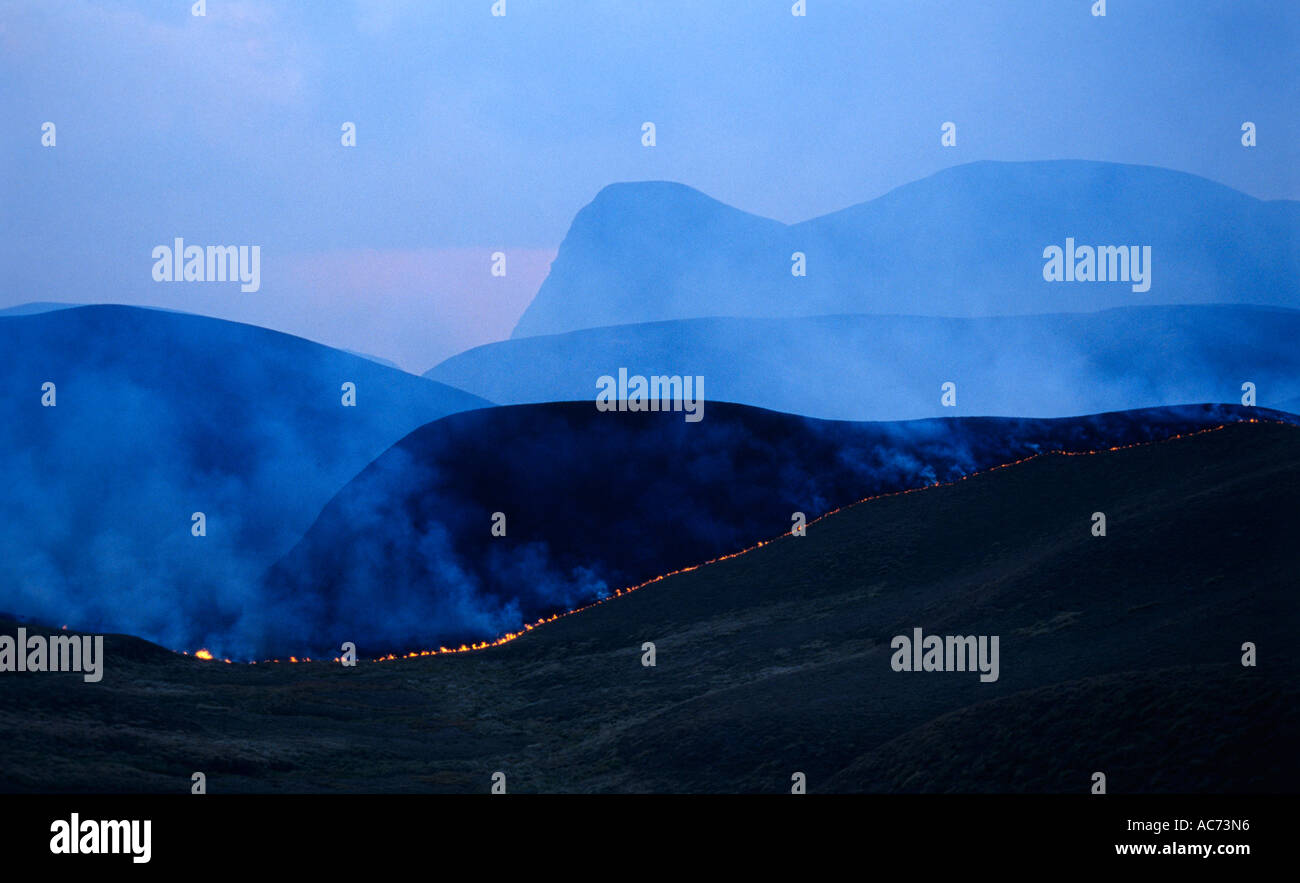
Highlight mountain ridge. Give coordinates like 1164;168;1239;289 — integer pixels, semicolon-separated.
436;304;1300;421
512;159;1300;338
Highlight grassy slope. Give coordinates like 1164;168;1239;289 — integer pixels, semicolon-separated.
0;421;1296;793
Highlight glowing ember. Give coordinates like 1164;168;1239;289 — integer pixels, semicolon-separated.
194;649;214;661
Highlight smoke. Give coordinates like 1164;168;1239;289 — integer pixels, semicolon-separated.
5;310;1291;660
252;400;1289;660
0;306;485;656
433;306;1300;422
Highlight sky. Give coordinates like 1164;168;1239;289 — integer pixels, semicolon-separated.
1;0;1295;371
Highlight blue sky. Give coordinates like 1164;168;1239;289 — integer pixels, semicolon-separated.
1;0;1295;370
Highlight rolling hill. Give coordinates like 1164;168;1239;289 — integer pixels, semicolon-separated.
0;305;490;654
431;304;1300;420
254;401;1285;661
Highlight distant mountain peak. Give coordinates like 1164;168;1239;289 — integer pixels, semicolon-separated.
511;160;1298;339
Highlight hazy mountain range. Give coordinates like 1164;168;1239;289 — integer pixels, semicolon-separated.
2;159;1297;659
513;160;1300;338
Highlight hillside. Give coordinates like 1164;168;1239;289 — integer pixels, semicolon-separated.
1;420;1294;793
0;305;490;655
255;402;1283;660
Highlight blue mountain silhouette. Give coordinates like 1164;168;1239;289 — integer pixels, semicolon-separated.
512;161;1299;338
